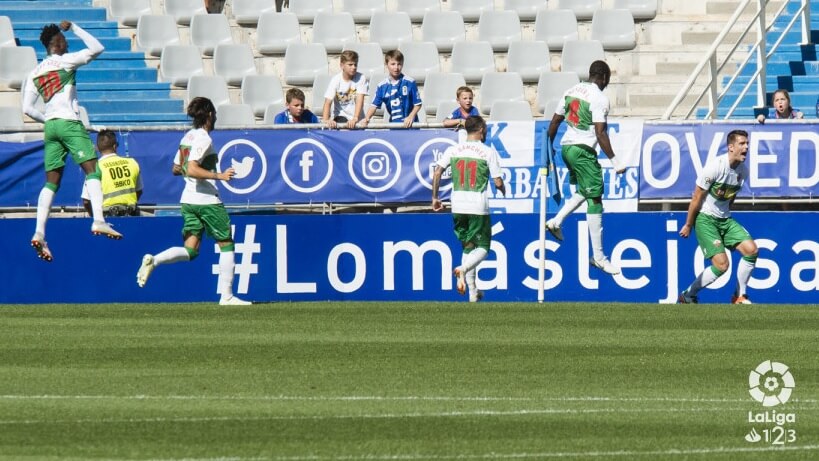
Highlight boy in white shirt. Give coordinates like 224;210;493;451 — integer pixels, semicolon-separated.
322;50;368;129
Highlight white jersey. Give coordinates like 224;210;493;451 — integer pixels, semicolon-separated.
697;155;749;219
435;140;502;215
174;128;221;205
324;72;369;121
22;24;103;123
555;82;609;150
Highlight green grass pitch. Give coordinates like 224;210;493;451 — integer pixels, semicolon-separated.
0;302;817;460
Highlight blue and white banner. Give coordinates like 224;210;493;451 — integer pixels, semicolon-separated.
640;123;819;198
2;212;816;304
0;120;643;212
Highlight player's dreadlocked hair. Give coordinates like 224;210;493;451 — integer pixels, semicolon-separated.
40;23;61;50
187;97;216;129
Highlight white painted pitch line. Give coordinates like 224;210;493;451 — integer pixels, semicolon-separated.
136;444;819;461
0;394;815;404
0;406;798;426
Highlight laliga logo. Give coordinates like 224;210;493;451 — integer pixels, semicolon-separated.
218;139;268;194
749;360;795;407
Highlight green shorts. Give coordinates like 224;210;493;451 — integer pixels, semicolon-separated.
561;144;603;199
43;119;96;171
694;213;753;259
181;203;232;242
453;213;492;251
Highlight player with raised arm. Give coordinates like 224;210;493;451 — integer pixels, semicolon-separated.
22;20;121;262
136;97;251;306
545;60;626;275
678;129;758;304
432;116;506;302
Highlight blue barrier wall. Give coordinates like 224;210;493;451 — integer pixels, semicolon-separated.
2;212;816;304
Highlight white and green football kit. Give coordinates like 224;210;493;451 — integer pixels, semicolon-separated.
694;155;753;259
436;140;502;250
22;23;103;170
555;82;609;199
174;128;231;241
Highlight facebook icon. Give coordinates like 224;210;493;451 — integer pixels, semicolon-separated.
281;138;333;194
300;150;314;181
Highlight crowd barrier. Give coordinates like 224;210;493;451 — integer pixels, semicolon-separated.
1;212;816;304
1;120;816;214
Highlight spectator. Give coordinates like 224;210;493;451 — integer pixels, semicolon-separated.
361;49;422;128
273;88;320;124
322;50;368;129
136;97;251;306
432;116;506;302
678;129;757;304
442;86;480;128
544;60;625;276
22;20;121;263
81;129;143;217
756;89;803;123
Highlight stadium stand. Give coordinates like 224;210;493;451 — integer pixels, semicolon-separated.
107;0;152;27
0;46;36;89
397;41;440;83
290;0;334;24
241;74;285;118
342;42;384;77
504;0;549;21
0;0;805;125
449;0;494;23
422;71;466;117
560;39;605;80
396;0;440;23
231;0;276;26
164;0;207;26
213;43;258;87
367;11;413;51
190;14;234;56
450;41;495;84
477;10;522;52
536;71;580;115
534;9;579;51
312;12;358;54
136;15;180;57
159;45;205;88
421;11;466;53
284;43;328;86
591;9;637;51
341;0;387;24
188;75;231;107
507;40;551;83
255;11;301;55
478;71;525;115
0;105;24;129
489;100;534;121
262;102;286;124
0;16;16;47
215;103;255;128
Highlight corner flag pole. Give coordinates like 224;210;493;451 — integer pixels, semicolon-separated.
538;167;547;303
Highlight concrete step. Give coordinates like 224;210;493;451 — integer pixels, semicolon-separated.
90;112;191;124
82;99;184;114
75;67;158;81
11;22;122;40
18;37;133;52
2;8;107;23
33;52;147;68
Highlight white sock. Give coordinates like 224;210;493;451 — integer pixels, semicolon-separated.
553;193;585;226
587;213;605;262
466;267;477;293
463;248;488;273
35;187;55;237
218;250;236;300
688;266;722;296
85;178;104;222
153;247;190;266
736;258;756;297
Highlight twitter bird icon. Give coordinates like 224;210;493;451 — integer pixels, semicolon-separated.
231;156;255;179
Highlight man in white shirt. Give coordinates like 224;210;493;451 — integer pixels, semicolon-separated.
545;60;626;275
22;20;121;262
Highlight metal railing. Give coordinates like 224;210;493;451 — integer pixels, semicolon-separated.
663;0;812;120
